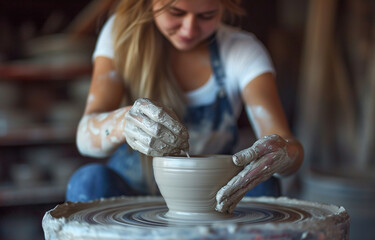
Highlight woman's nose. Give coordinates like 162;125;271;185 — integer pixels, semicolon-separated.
180;14;197;38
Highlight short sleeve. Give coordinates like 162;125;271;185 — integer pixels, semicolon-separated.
220;27;275;91
92;15;115;60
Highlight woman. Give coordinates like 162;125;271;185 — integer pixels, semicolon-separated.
67;0;303;214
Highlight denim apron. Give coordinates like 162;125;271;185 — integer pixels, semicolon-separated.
66;35;280;202
184;36;280;197
184;36;238;155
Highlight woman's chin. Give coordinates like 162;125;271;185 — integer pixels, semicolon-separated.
169;37;199;51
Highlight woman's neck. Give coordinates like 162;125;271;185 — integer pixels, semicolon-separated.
168;39;209;56
168;39;212;92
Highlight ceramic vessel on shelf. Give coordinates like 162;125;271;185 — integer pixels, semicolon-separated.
153;155;242;220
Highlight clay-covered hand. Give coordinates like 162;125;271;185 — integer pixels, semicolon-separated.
124;98;189;156
216;134;294;213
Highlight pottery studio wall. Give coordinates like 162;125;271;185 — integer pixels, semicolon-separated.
0;1;96;239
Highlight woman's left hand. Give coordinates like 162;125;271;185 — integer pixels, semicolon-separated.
215;134;295;214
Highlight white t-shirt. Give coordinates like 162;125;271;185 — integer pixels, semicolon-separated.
93;16;275;121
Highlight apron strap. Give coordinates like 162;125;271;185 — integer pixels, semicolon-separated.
209;34;226;87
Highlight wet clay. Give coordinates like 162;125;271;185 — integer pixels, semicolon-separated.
42;196;350;240
217;135;295;213
153;155;243;219
124;98;189;157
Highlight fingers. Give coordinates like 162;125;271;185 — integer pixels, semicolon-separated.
125;112;169;144
217;150;284;213
126;136;163;157
216;183;247;214
124;98;189;156
219;135;289;213
124;123;185;156
233;134;286;166
253;134;286;155
232;147;258;166
133;98;189;138
127;139;182;157
216;165;272;213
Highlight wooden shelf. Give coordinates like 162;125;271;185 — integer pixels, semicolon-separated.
0;183;65;207
0;63;92;82
0;125;77;146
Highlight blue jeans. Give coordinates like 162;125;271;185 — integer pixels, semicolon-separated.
244;176;281;197
66;163;140;202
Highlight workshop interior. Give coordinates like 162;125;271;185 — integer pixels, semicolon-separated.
0;0;374;239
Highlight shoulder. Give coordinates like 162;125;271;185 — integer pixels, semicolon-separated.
216;24;275;90
92;15;116;60
104;15;116;30
216;24;261;49
216;24;269;59
97;15;116;38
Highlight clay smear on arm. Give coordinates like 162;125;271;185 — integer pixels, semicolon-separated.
76;64;129;157
77;108;129;158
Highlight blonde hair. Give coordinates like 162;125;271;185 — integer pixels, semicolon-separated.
112;0;244;116
112;0;243;194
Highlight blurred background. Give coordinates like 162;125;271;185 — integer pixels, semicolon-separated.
0;0;374;239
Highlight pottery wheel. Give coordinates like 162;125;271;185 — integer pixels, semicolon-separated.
43;196;350;240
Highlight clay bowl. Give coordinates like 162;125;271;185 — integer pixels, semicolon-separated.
153;155;242;220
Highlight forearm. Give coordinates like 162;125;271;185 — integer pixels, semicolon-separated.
76;107;130;158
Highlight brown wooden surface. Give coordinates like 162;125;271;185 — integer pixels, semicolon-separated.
0;63;91;82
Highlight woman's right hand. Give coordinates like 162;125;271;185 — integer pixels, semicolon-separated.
124;98;189;156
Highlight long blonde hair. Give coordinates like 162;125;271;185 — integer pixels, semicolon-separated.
112;0;244;116
112;0;244;194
